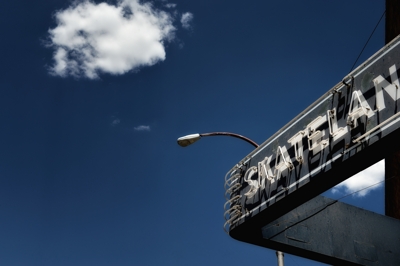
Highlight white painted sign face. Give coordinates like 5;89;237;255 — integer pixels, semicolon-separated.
224;36;400;235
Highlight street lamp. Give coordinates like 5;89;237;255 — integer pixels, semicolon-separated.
177;132;259;148
177;131;285;266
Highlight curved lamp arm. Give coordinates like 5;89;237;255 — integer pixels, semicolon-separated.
177;132;258;148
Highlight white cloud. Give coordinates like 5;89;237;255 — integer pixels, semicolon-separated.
180;12;193;29
48;0;177;79
111;118;120;126
165;3;177;8
134;125;150;131
331;160;384;197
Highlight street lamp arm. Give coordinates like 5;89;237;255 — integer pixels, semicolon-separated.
176;132;281;263
177;132;258;148
199;132;259;148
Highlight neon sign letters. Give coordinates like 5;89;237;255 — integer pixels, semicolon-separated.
224;37;400;234
243;65;397;198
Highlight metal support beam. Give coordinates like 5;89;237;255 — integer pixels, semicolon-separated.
385;0;400;44
385;0;400;221
262;196;400;265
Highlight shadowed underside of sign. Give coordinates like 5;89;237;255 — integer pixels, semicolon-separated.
224;36;400;241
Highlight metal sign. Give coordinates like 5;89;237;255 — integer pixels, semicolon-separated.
224;36;400;238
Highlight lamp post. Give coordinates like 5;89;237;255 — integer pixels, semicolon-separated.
177;132;259;148
177;131;284;266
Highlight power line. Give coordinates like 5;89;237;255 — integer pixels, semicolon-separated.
349;10;386;73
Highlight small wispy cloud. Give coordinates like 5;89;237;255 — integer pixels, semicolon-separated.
180;12;193;29
165;3;177;8
111;118;120;126
134;125;151;131
47;0;192;79
331;160;384;197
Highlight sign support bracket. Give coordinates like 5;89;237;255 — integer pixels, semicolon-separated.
261;195;400;265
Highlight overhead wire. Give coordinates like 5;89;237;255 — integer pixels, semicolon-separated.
349;10;386;73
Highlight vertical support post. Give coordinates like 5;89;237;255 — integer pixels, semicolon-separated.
385;150;400;219
276;251;284;266
385;0;400;44
385;0;400;220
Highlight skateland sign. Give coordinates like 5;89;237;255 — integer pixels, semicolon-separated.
224;36;400;240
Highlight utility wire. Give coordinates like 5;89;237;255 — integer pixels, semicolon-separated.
286;254;301;266
335;178;385;201
349;10;386;73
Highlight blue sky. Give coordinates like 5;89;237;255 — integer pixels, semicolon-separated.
0;0;387;265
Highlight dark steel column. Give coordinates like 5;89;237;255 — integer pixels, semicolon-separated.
385;150;400;219
385;0;400;220
385;0;400;44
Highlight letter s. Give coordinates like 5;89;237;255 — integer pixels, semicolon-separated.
244;166;259;198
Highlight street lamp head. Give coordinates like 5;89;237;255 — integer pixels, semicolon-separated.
177;133;201;147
